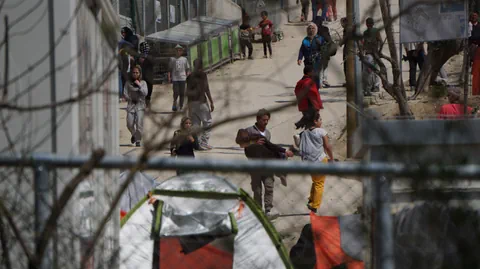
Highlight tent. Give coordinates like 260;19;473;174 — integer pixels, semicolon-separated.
120;173;293;269
119;171;159;218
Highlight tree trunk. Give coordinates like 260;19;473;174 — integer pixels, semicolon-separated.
413;40;464;99
379;0;412;116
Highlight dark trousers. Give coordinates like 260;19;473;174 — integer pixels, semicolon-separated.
173;81;186;108
251;174;274;212
262;35;272;56
301;1;310;21
311;0;317;22
145;80;153;107
295;108;318;129
407;50;425;88
240;39;253;57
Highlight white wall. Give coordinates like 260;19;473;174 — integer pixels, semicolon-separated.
0;0;119;267
207;0;242;21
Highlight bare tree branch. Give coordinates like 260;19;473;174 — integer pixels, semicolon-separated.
0;199;34;264
34;148;106;266
3;15;8;102
0;214;12;269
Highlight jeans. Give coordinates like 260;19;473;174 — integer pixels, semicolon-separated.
172;81;186;108
251;174;274;212
407;50;425;88
262;35;272;56
311;0;318;22
118;72;124;99
188;101;212;147
319;56;329;84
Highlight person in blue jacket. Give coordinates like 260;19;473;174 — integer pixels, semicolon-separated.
297;23;325;89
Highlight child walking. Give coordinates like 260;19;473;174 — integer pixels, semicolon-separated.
168;44;190;111
258;11;274;59
124;65;148;147
298;112;333;213
170;117;200;175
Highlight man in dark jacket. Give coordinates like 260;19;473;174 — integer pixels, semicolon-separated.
294;66;323;129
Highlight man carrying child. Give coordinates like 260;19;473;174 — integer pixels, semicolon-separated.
238;109;293;219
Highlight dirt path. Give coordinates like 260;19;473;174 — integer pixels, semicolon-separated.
118;2;362;249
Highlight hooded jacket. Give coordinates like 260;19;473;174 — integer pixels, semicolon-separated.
295;75;323;112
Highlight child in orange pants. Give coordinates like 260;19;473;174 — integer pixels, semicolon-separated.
298;112;334;213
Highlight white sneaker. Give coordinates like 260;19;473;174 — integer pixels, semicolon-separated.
293;134;300;148
265;207;280;220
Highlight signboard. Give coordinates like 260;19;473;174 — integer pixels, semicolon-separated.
399;0;468;43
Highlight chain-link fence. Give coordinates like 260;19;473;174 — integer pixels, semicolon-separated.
2;153;480;268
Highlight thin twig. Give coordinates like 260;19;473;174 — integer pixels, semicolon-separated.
0;215;12;269
3;15;8;102
0;200;34;264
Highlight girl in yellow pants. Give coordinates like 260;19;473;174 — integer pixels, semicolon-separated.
298;112;334;213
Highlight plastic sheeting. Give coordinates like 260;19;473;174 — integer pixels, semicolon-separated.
120;174;288;269
119;171;158;214
160;203;233;237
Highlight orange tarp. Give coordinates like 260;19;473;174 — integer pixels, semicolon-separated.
158;238;233;269
310;213;364;269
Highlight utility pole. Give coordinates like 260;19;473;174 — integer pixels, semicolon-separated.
346;0;356;158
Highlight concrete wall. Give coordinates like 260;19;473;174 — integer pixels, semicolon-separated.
207;0;242;21
0;0;119;267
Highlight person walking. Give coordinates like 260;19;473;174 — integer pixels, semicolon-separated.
403;42;425;91
470;11;480;95
340;17;348;86
258;11;273;59
297;0;310;22
170;117;200;175
168;44;191;111
294;65;323;129
243;109;279;218
118;28;135;102
239;15;254;60
138;42;155;108
124;66;148;147
314;17;335;88
298;23;325;89
362;18;382;95
186;59;214;150
299;112;334;213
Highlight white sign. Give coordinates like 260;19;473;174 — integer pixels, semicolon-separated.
169;5;176;23
399;0;468;43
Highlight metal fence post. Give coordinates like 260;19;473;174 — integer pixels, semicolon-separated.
34;164;51;269
373;175;394;269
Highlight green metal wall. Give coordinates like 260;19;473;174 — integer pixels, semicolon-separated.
211;37;221;66
221;33;229;61
232;28;240;54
